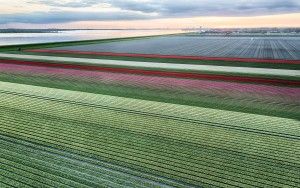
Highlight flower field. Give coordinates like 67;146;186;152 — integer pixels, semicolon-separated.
38;36;300;61
0;81;299;187
0;35;299;187
0;62;299;120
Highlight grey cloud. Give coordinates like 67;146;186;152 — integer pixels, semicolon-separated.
30;0;300;16
101;0;300;16
105;0;163;13
0;11;154;24
28;0;101;8
2;0;300;24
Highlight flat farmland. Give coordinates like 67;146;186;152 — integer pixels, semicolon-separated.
0;33;299;187
0;81;299;187
48;36;300;60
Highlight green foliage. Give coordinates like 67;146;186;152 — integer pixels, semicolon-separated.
0;81;299;187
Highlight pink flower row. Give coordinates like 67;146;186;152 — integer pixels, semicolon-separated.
0;63;299;102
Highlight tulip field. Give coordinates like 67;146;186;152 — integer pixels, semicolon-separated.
1;81;299;187
0;35;299;187
32;35;300;61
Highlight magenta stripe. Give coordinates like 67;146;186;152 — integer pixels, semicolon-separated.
0;63;299;100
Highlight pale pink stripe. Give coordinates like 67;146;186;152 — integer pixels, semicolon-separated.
0;63;299;100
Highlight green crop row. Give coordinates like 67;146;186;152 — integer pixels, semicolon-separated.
1;91;299;160
0;81;299;187
0;142;156;188
0;81;299;139
0;134;178;188
1;107;299;184
0;106;298;187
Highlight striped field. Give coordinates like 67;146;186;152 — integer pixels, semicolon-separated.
46;36;300;60
0;81;299;187
0;35;299;187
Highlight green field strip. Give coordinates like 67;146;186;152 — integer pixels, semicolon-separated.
0;85;298;187
0;86;298;148
0;81;299;187
0;135;186;188
1;132;298;188
1;172;35;188
0;173;31;188
1;117;298;187
0;148;133;188
0;106;298;187
0;124;234;187
0;81;299;137
1;100;298;160
0;136;180;188
0;74;299;120
1;112;293;180
0;143;94;187
1;88;299;141
0;150;96;188
0;158;78;188
0;181;14;188
1;106;298;172
0;159;74;188
1;92;299;159
0;162;54;188
1;107;299;187
2;99;298;162
0;139;162;188
2;114;298;180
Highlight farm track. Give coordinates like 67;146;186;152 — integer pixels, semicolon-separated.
0;81;299;187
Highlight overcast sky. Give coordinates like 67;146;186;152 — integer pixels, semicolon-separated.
0;0;300;28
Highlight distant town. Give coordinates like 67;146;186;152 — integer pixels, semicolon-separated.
1;28;300;35
183;27;300;36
